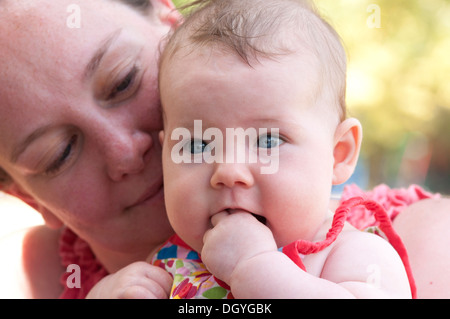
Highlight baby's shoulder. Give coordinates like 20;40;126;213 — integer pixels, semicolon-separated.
323;226;407;279
304;219;400;276
300;216;412;297
333;225;392;254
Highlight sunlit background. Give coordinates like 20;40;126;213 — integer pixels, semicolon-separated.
173;0;450;194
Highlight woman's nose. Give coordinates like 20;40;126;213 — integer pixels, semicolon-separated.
210;162;255;189
104;129;153;182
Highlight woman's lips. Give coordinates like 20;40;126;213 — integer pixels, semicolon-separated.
127;180;164;209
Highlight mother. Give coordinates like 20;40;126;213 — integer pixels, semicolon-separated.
0;0;449;299
0;0;179;298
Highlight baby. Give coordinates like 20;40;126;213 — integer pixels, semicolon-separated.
155;0;414;298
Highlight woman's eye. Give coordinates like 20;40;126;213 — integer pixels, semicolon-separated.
107;66;139;101
189;139;209;154
115;72;133;93
45;135;78;175
257;134;283;149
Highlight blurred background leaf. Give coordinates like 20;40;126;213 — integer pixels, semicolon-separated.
172;0;450;194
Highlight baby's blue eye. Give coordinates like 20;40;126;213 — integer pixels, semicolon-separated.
189;139;209;154
257;134;283;149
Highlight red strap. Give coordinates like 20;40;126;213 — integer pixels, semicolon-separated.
282;242;306;271
283;196;417;298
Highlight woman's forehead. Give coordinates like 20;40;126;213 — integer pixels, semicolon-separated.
1;0;116;48
0;0;153;88
0;2;105;95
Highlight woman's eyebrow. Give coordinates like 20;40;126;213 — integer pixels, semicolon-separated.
84;29;123;80
11;125;53;163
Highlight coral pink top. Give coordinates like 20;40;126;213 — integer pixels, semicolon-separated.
342;183;439;230
58;184;439;298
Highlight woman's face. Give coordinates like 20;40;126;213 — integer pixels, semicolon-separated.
0;0;175;255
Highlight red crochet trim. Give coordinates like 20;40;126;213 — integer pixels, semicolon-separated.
282;197;417;299
58;228;109;299
342;184;440;229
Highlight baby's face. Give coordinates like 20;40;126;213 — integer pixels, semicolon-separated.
160;48;340;252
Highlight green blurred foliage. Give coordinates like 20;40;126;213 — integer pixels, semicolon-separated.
172;0;450;193
172;0;188;6
315;0;450;192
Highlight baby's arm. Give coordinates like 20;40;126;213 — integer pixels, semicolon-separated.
202;212;412;299
86;261;172;299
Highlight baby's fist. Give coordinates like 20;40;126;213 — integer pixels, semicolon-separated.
86;261;172;299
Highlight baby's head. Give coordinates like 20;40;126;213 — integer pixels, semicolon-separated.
160;0;348;122
159;0;361;252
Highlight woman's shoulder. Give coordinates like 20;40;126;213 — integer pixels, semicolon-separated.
0;225;64;298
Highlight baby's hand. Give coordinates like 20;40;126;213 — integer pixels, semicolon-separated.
201;211;277;284
86;261;172;299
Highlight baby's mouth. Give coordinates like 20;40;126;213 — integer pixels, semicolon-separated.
251;213;267;225
224;209;267;225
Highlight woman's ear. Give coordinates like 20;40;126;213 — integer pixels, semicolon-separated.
150;0;183;26
332;118;363;185
5;183;63;229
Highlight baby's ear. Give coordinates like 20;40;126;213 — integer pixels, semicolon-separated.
332;118;362;185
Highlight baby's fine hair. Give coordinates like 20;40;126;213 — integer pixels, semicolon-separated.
160;0;348;120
